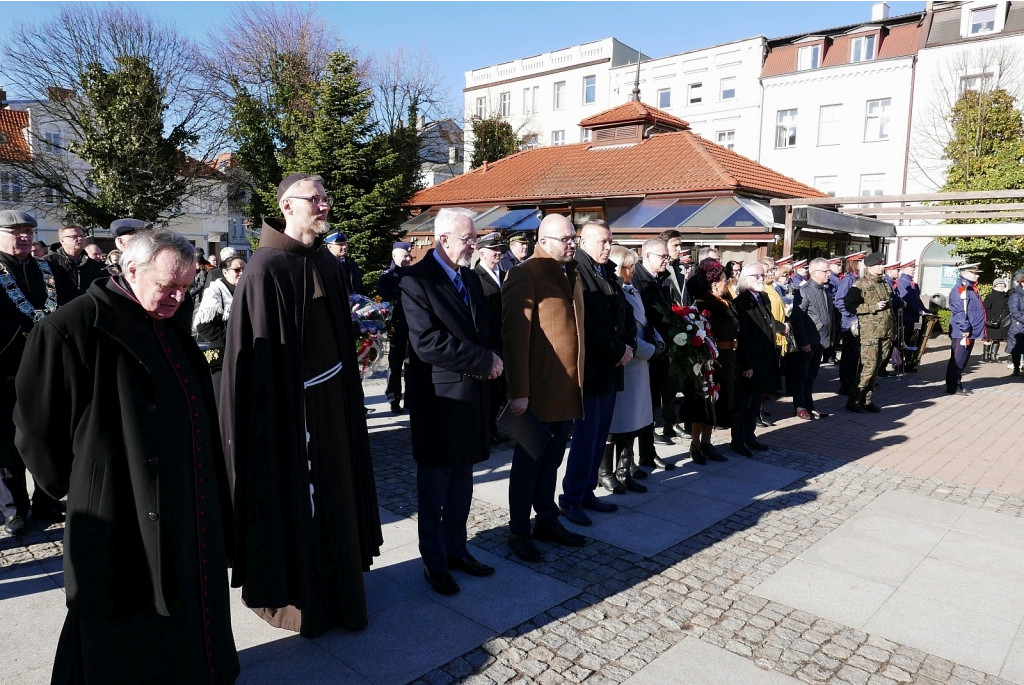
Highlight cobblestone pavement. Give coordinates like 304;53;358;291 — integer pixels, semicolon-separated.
4;334;1023;684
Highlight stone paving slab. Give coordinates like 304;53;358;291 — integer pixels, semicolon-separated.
623;635;802;684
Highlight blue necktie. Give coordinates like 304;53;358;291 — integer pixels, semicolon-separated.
453;272;469;306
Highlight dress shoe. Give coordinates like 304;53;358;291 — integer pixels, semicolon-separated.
447;553;495;577
863;403;881;413
630;466;648;480
582;497;618;513
620;475;647;493
389;401;404;414
558;504;593;526
424;567;460;595
656;432;676;445
809;410;829;419
599;474;626;494
701;443;728;462
3;514;26;536
509;533;544;562
730;442;753;457
956;385;973;395
756;414;775;428
533;522;586;547
746;439;770;451
653;456;675;470
672;424;690;438
845;399;864;413
795;408;812;420
689;445;707;465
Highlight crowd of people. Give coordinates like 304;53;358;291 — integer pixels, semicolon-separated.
3;181;1022;680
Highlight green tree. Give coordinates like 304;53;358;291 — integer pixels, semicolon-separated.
470;115;520;169
939;87;1024;277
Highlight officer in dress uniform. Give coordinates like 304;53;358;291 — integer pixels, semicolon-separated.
946;263;987;395
897;261;928;371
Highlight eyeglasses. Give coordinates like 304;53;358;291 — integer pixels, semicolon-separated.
0;228;36;238
542;235;578;246
226;267;245;273
286;195;334;208
645;252;670;260
749;274;767;279
61;234;85;241
445;233;478;247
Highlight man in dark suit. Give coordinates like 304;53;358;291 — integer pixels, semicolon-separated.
401;208;503;595
325;230;363;295
731;262;784;456
474;232;508;442
378;242;413;413
558;220;634;527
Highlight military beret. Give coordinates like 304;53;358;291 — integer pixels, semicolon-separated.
863;252;885;267
393;241;412;251
477;232;507;250
0;209;37;228
508;233;530;245
111;218;153;237
277;172;314;201
324;231;348;244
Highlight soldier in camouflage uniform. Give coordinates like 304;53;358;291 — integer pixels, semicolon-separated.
843;252;895;413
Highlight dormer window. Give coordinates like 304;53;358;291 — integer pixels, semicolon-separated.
960;1;1007;38
798;45;821;70
851;35;876;63
970;5;996;34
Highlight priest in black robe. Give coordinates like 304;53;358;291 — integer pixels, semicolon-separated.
219;173;383;638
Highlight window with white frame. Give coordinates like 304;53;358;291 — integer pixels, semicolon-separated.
43;186;59;205
583;75;596;104
775;109;797;148
864;98;890;141
850;35;876;63
970;5;996;34
532;86;540;113
499;91;511;117
716;130;735;150
475;97;487;118
688;82;703;104
658;88;671;109
720;77;736;100
522;134;540;149
522;87;531;114
44;129;62;154
817;104;842;146
553;81;566;110
551;130;565;146
580;128;592;143
859;173;885;204
813;175;838;197
961;73;992;92
798;45;821;70
0;172;23;202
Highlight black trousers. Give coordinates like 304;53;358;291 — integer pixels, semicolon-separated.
2;460;61;518
838;329;860;393
385;330;408;402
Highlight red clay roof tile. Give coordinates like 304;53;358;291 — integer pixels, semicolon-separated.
578;100;689;129
0;109;31;163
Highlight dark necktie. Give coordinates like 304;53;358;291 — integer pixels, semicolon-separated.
453;272;469;306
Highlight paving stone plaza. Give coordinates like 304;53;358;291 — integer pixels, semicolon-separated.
3;335;1024;684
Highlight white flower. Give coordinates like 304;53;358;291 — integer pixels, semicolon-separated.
673;332;688;345
692;362;702;375
695;329;706;339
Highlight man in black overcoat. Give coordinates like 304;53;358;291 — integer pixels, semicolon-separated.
401;208;503;595
379;241;413;413
474;232;507;441
219;173;383;637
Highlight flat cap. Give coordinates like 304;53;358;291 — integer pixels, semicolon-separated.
111;218;153;237
277;172;314;202
863;252;885;267
325;231;348;244
393;241;413;251
0;209;37;228
477;232;507;250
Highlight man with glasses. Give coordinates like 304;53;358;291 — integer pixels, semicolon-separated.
220;172;382;636
790;258;835;420
45;223;105;297
0;210;75;536
503;214;586;562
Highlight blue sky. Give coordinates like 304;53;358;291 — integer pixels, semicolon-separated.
1;1;926;110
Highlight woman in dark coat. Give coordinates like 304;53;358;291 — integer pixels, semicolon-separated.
682;260;738;464
982;277;1011;363
1007;270;1024;375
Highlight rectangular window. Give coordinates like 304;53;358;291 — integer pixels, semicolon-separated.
499;91;511;117
813;175;838;197
859;173;885;205
583;75;596;104
43;187;59;205
0;172;23;203
851;35;876;63
551;130;565;146
532;86;540;113
553;81;566;110
970;5;996;34
580;128;592;143
522;134;540;150
522;87;531;114
775;108;797;148
658;88;672;109
475;96;487;118
817;104;842;146
719;77;736;100
44;131;62;154
864;98;891;141
961;73;992;92
688;82;703;104
798;45;821;70
716;130;735;150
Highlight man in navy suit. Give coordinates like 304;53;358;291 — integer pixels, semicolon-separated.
401;208;504;595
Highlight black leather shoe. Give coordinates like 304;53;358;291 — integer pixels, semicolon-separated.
863;403;881;413
599;474;626;494
390;401;404;414
730;442;753;457
689;446;707;465
630;466;649;479
509;533;544;562
619;474;648;493
756;414;775;427
447;553;495;577
672;424;690;438
746;439;770;451
702;443;728;462
846;400;864;413
533;522;586;547
582;497;618;513
424;567;460;595
656;432;675;445
558;504;593;526
3;514;26;536
652;456;675;471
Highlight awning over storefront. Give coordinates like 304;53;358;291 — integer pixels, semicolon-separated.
788;205;895;237
611;196;779;233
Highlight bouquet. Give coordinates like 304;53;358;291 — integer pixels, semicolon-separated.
656;301;721;408
350;294;392;378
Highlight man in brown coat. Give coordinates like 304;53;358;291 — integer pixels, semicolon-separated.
502;214;586;562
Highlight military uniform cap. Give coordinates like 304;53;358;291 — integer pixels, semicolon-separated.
477;232;507;250
884;261;901;270
0;210;37;228
844;251;867;262
324;231;348;244
508;233;530;245
392;241;412;251
958;262;981;273
775;254;794;267
110;218;153;237
900;261;916;269
793;259;808;269
827;256;842;265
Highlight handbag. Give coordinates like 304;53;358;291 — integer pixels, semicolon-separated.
987;313;1010;329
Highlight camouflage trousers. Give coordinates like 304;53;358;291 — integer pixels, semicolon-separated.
856;337;893;405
